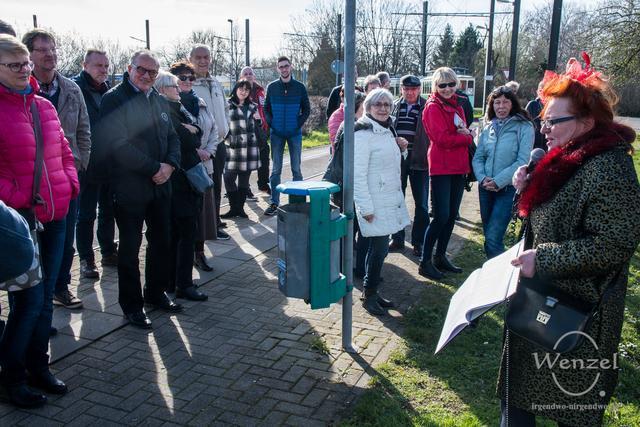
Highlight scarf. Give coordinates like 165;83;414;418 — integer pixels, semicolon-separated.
179;90;200;118
518;122;636;217
82;71;109;94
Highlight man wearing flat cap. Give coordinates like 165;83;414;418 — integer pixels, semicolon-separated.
389;75;430;257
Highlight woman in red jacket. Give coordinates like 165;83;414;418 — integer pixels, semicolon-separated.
0;35;78;408
418;67;473;280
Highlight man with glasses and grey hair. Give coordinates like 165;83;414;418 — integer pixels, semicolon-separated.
97;50;182;329
23;29;91;311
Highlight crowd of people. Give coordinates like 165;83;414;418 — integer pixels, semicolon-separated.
1;18;639;427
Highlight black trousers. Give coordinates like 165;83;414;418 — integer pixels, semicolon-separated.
114;197;171;314
169;214;197;293
213;143;226;225
257;143;270;189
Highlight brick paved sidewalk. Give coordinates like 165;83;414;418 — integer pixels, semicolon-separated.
0;186;480;426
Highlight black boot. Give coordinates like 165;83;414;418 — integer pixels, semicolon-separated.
194;252;213;272
4;383;47;408
418;260;444;280
377;294;394;308
363;291;385;316
236;189;249;218
220;191;239;218
433;254;463;273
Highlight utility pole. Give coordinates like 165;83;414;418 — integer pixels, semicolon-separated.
245;19;250;66
508;0;520;81
228;19;234;85
482;0;496;114
547;0;563;70
420;1;428;76
336;14;342;86
145;20;150;50
342;0;356;354
33;15;38;28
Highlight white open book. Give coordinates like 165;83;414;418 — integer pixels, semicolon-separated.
435;239;524;354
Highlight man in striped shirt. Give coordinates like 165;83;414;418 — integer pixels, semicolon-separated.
389;75;430;257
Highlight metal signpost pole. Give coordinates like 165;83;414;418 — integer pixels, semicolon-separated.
342;0;356;353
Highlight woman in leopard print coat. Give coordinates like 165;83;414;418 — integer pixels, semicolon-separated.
501;56;640;426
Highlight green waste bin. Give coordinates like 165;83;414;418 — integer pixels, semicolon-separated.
276;181;350;309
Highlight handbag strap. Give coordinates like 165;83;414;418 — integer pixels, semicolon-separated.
30;101;45;208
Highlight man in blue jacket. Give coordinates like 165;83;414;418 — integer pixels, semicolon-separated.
263;56;311;215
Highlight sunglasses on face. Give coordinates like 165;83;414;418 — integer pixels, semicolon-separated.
177;75;196;82
133;65;158;78
437;82;457;89
540;116;576;129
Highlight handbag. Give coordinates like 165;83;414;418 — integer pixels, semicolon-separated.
0;101;45;292
466;139;477;183
184;162;214;194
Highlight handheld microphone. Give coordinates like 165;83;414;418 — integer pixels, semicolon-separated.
516;148;546;194
526;148;546;174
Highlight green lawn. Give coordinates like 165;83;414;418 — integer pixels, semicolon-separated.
303;127;330;149
341;135;640;426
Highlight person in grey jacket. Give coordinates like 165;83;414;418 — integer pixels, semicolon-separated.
23;29;91;309
472;86;533;258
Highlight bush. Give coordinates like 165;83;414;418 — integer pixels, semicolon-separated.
302;96;328;135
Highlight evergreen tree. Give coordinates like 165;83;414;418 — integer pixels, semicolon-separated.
431;24;455;68
451;24;483;75
307;35;336;96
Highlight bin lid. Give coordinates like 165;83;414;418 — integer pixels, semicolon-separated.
276;180;340;195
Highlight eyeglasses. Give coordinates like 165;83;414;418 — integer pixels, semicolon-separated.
32;47;57;54
372;102;392;109
177;75;196;82
437;82;457;89
540;116;575;129
0;61;33;73
278;64;290;70
166;85;179;89
133;65;158;78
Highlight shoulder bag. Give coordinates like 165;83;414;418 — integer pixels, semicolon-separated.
184;162;214;194
0;101;45;292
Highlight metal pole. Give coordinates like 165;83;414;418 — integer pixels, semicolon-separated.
342;0;356;354
508;0;520;81
33;15;38;28
228;19;234;85
336;14;342;86
482;0;495;114
145;20;150;50
420;1;428;76
245;19;250;66
547;0;563;71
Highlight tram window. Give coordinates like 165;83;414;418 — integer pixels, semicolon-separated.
467;80;474;89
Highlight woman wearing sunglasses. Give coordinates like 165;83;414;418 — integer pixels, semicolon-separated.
169;61;219;273
418;67;473;280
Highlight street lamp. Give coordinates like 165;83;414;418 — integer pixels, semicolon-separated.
228;19;234;89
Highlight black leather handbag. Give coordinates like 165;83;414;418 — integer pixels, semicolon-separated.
505;274;616;354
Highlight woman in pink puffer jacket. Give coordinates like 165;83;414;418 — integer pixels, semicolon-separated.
0;34;78;409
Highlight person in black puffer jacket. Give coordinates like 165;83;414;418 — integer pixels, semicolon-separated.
154;72;208;302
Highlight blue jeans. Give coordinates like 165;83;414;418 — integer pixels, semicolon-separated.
0;219;66;384
420;174;465;265
269;132;303;206
55;197;78;295
363;235;390;294
392;157;429;248
479;186;516;259
76;172;116;261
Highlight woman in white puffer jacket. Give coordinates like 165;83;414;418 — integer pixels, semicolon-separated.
354;88;411;316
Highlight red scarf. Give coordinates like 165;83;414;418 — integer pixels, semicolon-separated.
518;123;636;217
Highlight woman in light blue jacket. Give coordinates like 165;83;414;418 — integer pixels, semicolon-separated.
472;86;534;258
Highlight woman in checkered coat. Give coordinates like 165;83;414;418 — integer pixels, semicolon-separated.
221;79;263;218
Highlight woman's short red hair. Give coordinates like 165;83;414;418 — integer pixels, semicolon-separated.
540;57;618;127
